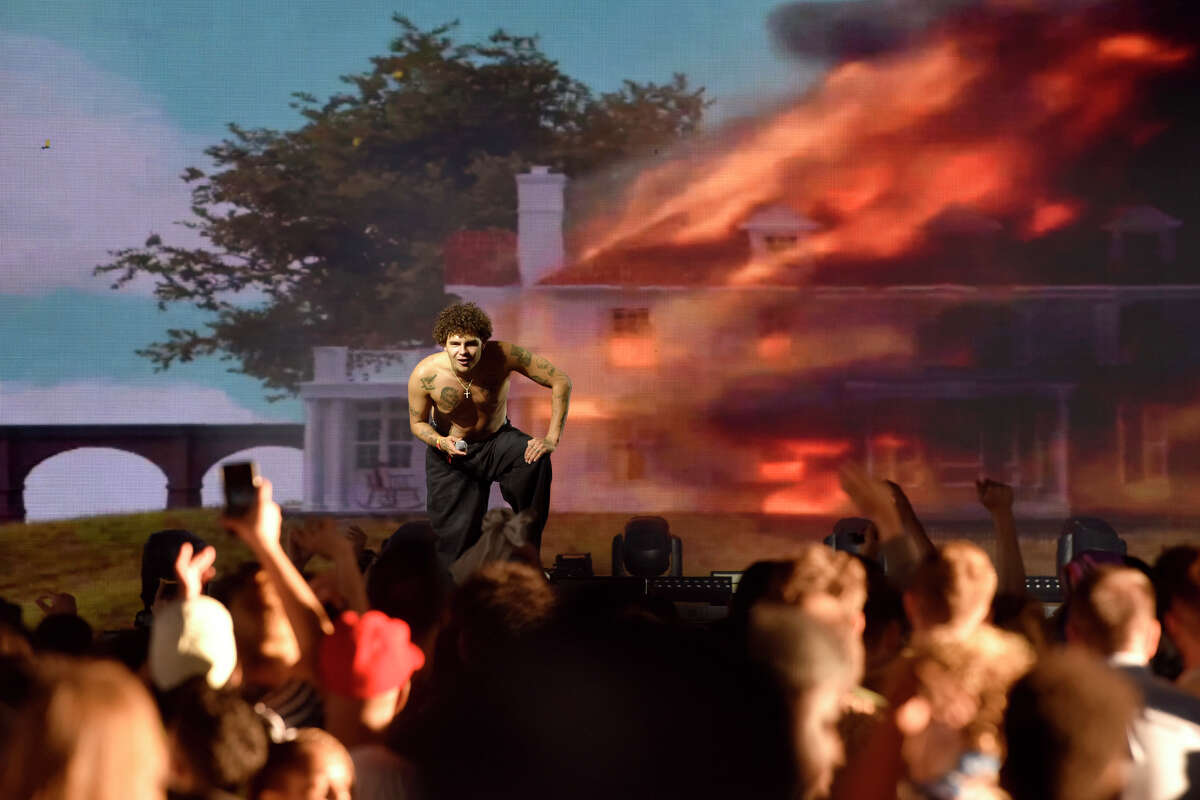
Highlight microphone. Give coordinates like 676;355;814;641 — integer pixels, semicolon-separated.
454;439;468;453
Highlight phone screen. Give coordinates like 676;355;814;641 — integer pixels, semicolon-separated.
222;462;258;517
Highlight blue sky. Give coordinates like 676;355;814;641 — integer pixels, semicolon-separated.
0;0;805;139
0;0;814;516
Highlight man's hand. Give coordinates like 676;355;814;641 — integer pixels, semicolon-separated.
436;435;465;459
221;478;283;554
524;436;555;464
36;592;77;617
174;541;217;601
976;478;1014;514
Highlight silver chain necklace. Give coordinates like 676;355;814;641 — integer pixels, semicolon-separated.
454;374;473;399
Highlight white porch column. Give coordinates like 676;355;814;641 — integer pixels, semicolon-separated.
322;399;349;511
302;399;322;510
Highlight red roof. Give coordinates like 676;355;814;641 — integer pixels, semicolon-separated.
539;237;754;286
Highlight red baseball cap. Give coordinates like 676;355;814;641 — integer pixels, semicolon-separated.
319;610;426;699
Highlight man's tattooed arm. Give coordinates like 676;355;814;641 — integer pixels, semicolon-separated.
408;364;444;449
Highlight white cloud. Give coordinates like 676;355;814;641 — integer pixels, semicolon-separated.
0;32;208;293
0;380;265;424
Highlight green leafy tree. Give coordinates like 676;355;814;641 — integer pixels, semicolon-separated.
97;16;708;396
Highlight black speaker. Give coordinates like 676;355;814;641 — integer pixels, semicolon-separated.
612;516;682;577
1056;517;1126;576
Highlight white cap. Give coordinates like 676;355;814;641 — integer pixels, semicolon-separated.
149;596;237;691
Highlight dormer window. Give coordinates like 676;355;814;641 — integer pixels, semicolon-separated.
1104;205;1182;265
739;204;820;257
764;234;799;252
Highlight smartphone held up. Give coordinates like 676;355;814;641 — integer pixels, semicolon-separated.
222;461;259;518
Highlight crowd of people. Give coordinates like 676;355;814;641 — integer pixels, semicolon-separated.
2;467;1200;800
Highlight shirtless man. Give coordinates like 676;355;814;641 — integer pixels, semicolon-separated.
408;302;571;567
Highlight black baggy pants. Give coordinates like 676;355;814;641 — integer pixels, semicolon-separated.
424;422;552;568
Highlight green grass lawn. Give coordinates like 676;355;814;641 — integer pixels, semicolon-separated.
0;508;829;632
3;507;1193;632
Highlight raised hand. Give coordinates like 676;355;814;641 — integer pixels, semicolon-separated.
36;592;77;617
174;541;217;601
221;478;283;554
976;478;1014;514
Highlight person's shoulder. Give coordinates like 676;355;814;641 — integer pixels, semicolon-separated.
491;340;530;364
487;340;519;365
410;351;446;375
1121;665;1200;723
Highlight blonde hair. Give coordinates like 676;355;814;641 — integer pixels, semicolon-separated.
1068;566;1156;654
767;544;868;620
908;540;998;630
0;657;166;800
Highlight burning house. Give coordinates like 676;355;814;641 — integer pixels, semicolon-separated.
301;1;1200;520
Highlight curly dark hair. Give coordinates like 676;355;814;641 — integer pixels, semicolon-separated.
432;302;493;345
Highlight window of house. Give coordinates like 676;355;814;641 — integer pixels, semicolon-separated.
610;442;646;480
608;307;657;368
354;400;413;469
1118;403;1170;484
918;304;1017;368
611;308;652;335
764;234;799;252
756;305;794;360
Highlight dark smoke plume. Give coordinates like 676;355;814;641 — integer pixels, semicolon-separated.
767;0;1125;62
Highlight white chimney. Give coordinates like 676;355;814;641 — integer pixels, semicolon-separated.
312;347;348;383
516;166;566;285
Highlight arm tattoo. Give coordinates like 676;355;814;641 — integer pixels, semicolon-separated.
409;406;423;420
533;356;556;376
419;373;436;391
511;345;532;368
439;387;459;407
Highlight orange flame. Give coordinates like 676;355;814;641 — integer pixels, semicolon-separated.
763;474;847;515
1025;200;1081;238
1098;34;1192;65
757;334;792;360
578;18;1193;283
567;398;612;420
759;461;807;482
759;438;853;512
607;336;658;368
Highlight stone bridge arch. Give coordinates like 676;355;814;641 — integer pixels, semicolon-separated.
0;425;303;522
